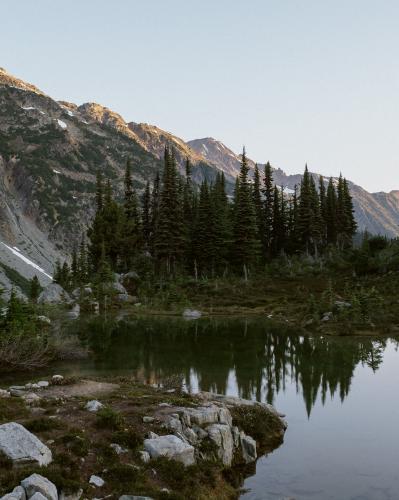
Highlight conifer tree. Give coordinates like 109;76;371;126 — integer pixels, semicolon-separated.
325;178;337;246
154;147;185;274
149;171;161;255
29;276;41;303
253;164;264;246
142;181;151;250
319;176;327;246
262;162;274;258
232;148;260;276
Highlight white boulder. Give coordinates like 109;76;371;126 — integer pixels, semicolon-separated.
144;434;195;466
89;475;105;488
21;474;58;500
0;423;52;466
85;400;103;412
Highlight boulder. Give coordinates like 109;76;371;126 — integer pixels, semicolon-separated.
71;287;92;299
51;375;64;384
0;423;52;466
110;443;128;455
22;392;41;405
120;271;140;294
0;389;10;398
321;311;333;322
65;304;80;320
206;424;234;466
139;450;150;463
1;486;26;500
85;400;104;412
89;475;104;488
29;494;48;500
38;283;71;305
110;282;127;295
182;405;226;426
144;435;195;466
142;416;155;423
240;432;257;463
21;474;58;500
37;381;49;388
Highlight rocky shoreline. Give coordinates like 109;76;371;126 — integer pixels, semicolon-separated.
0;376;287;500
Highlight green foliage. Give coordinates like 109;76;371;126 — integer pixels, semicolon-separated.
95;407;125;430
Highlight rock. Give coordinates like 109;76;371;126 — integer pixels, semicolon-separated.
85;400;103;412
51;375;64;384
38;283;71;305
144;435;195;466
29;494;48;500
206;424;234;466
0;389;10;398
59;489;83;500
240;432;257;463
142;416;155;423
182;309;202;319
158;403;171;408
139;450;150;463
71;287;92;299
183;427;198;445
231;426;240;448
120;271;140;294
111;282;128;294
22;392;41;405
21;474;58;500
9;388;26;397
66;304;80;319
110;443;128;454
0;423;52;466
321;311;333;322
89;475;105;488
37;381;49;388
147;431;159;439
335;300;351;309
1;486;26;500
182;405;226;426
119;496;153;500
37;315;51;325
165;417;182;434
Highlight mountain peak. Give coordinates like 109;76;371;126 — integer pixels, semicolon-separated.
0;67;45;95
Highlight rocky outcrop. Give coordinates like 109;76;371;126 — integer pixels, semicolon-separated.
37;284;71;305
0;423;52;466
144;435;195;466
147;394;287;468
21;474;58;500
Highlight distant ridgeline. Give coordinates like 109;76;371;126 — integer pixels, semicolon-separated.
53;146;357;289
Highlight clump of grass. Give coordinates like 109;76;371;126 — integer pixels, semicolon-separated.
24;417;62;433
111;428;141;450
95;407;125;430
231;405;284;448
0;451;13;471
58;432;90;457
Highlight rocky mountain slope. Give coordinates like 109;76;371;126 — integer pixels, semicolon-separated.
0;67;398;294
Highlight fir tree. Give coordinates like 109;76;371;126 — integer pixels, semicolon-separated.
253;164;264;245
325;178;337;246
262;162;274;258
29;276;41;303
142;181;151;249
232;148;260;276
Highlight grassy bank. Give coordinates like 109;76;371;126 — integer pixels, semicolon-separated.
0;377;285;499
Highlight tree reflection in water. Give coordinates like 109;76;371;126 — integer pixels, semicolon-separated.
77;316;395;416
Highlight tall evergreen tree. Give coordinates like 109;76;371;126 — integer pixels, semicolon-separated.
29;276;41;303
232;148;260;276
262;162;274;258
253;164;264;245
325;178;337;246
142;181;151;250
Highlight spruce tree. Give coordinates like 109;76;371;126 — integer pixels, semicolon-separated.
253;164;264;246
29;276;41;303
232;148;260;276
262;162;274;258
325;178;337;246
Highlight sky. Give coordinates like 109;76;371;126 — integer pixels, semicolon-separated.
1;0;399;192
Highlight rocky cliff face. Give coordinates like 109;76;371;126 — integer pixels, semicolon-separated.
0;67;398;293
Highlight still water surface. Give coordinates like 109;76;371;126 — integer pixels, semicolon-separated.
9;317;399;499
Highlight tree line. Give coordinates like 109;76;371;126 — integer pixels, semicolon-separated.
55;147;357;288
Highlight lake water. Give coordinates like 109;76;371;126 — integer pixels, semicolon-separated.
7;316;399;499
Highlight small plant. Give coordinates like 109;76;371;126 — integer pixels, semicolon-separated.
95;407;125;430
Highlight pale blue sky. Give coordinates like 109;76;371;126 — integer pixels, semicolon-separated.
1;1;398;192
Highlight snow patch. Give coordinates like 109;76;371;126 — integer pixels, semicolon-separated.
57;119;67;129
22;106;35;111
66;110;74;117
0;242;52;279
53;169;61;174
202;144;209;153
